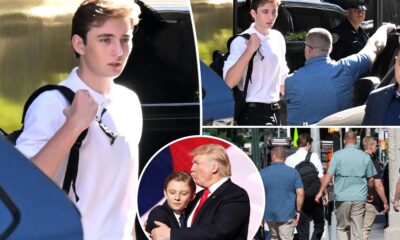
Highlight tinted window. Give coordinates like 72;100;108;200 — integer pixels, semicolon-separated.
116;2;199;104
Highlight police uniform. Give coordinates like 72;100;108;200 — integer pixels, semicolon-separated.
330;19;369;61
330;1;369;61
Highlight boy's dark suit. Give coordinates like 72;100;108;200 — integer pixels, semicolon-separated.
146;201;181;233
171;179;250;240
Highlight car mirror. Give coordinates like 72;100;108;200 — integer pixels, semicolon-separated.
352;76;380;106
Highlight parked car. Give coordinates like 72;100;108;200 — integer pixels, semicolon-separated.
116;1;200;170
0;138;83;240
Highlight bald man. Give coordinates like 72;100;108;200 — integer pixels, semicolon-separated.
315;131;376;240
285;24;395;125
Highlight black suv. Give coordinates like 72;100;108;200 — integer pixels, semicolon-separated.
117;1;200;169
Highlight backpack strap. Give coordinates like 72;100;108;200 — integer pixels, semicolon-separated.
304;152;312;162
227;33;257;101
21;84;88;202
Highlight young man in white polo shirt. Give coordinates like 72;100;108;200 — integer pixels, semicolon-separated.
15;1;142;239
286;133;326;240
223;0;289;125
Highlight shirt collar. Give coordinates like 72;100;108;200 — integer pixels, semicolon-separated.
63;67;112;107
296;148;308;154
305;56;330;66
208;177;229;194
344;144;358;149
248;23;269;41
271;162;285;165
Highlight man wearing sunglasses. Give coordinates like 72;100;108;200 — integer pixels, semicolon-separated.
15;1;142;239
285;24;395;125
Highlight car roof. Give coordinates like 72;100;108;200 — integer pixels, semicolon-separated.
282;0;345;10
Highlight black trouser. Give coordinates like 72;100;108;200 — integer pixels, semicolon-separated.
297;198;325;240
236;102;280;125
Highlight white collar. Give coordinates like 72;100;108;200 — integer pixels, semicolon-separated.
207;177;229;194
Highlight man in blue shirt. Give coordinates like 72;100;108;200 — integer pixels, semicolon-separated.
285;24;395;125
315;131;376;240
261;146;304;239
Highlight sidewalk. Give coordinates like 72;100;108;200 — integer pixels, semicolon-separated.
325;212;385;240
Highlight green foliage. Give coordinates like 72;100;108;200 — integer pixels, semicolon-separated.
0;96;22;132
197;28;232;65
285;31;307;41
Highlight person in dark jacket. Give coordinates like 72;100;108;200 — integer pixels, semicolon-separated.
150;144;250;240
330;0;368;61
146;171;196;233
363;49;400;125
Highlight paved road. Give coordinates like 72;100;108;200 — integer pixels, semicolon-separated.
324;212;385;240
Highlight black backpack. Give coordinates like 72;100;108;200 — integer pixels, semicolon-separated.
209;33;257;121
295;152;321;199
0;84;88;201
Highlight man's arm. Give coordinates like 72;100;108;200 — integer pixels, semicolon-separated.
374;179;389;212
393;178;400;211
295;188;304;225
359;24;396;64
315;173;333;204
224;33;260;88
30;90;97;177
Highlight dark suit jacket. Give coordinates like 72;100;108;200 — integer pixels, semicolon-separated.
146;201;181;233
362;83;397;125
171;179;250;240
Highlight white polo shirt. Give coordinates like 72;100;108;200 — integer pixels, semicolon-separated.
16;67;142;240
285;148;324;178
223;23;289;103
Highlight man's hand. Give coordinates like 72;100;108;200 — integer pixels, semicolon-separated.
322;194;329;206
247;33;261;54
394;200;399;212
150;221;171;240
315;192;322;204
294;211;301;226
64;89;98;132
383;202;390;213
367;194;374;203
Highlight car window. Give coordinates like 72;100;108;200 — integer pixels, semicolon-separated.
116;2;199;104
279;7;344;39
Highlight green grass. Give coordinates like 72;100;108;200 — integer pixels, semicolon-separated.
285;31;307;41
198;28;232;65
0;96;22;132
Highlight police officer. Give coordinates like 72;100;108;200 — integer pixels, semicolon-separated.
330;0;369;61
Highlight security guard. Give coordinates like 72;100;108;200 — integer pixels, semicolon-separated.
330;0;369;61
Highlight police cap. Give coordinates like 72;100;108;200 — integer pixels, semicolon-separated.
347;0;368;10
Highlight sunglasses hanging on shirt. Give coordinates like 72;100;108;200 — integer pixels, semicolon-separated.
95;108;117;145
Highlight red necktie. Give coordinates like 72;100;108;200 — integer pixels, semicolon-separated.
191;188;210;224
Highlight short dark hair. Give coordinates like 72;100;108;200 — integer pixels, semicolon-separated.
297;133;313;147
164;171;196;195
250;0;281;11
271;146;286;161
71;0;141;57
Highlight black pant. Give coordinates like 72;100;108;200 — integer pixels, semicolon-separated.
236;104;280;125
297;198;325;240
